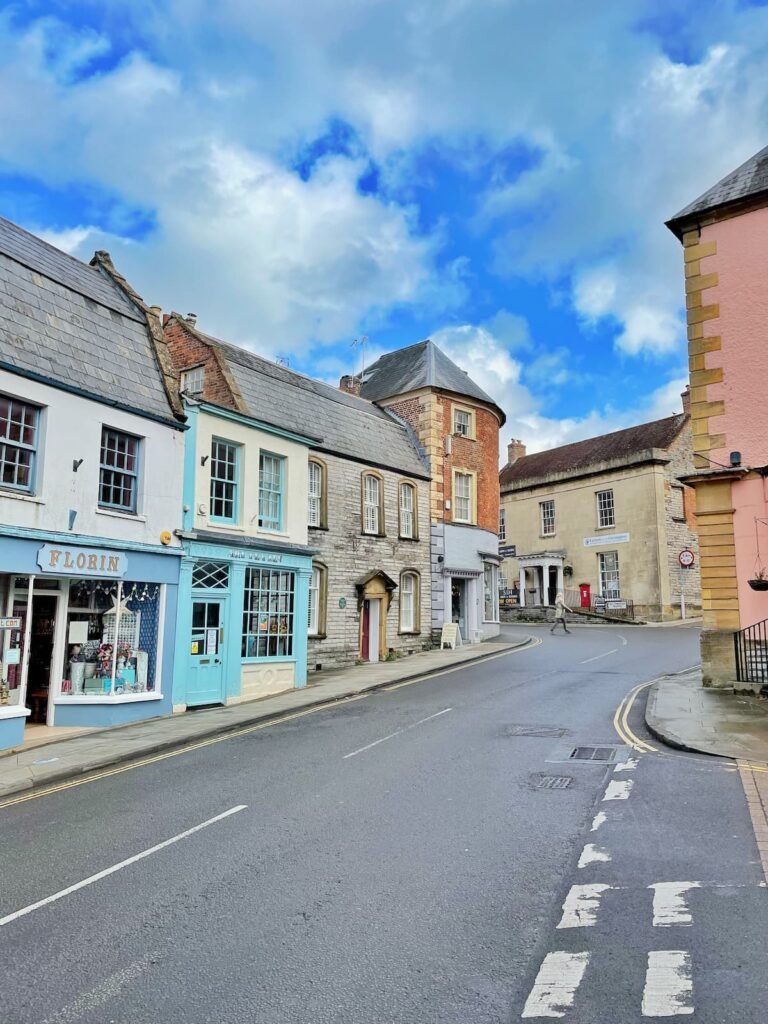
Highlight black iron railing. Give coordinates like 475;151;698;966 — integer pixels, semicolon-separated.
734;618;768;688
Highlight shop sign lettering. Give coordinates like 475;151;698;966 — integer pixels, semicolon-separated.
228;550;283;564
37;544;128;578
583;533;630;548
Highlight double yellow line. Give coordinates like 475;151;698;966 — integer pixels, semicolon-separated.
613;680;658;753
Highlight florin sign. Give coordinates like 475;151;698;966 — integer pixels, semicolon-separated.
37;544;128;578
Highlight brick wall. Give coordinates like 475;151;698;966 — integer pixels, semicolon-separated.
308;452;432;671
164;318;239;410
441;400;500;533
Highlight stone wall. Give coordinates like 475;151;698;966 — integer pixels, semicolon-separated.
663;423;701;617
308;452;432;672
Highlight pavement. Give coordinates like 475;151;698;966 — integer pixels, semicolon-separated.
645;667;768;762
6;623;768;1023
0;635;530;800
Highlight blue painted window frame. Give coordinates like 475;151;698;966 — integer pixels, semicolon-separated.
0;396;40;494
258;451;285;531
99;426;140;513
209;439;240;524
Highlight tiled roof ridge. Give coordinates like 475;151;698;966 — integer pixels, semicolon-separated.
91;253;185;421
0;216;142;321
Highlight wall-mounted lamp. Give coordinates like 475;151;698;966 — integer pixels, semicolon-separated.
68;509;77;530
200;455;209;466
730;451;742;467
72;458;84;472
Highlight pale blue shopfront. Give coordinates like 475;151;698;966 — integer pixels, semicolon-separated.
0;527;180;752
172;536;313;709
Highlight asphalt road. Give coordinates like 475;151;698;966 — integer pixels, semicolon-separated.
1;623;767;1023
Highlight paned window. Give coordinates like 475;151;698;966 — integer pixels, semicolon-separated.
400;572;419;633
483;563;499;621
454;472;472;523
308;566;320;635
454;409;472;436
308;460;323;527
598;551;621;598
259;452;285;530
596;488;615;528
399;482;416;539
540;499;555;536
0;396;39;492
210;440;239;523
242;568;295;658
499;507;506;541
181;366;204;395
99;427;139;513
192;561;229;589
362;473;382;534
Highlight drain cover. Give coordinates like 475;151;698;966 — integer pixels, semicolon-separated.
503;725;569;738
535;775;573;790
570;746;617;762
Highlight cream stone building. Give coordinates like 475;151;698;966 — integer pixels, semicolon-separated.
499;404;701;621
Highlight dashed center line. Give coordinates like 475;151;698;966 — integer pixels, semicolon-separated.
557;884;612;928
603;779;634;801
578;843;611;868
342;708;452;759
580;649;619;665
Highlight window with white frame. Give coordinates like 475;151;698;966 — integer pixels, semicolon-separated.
399;571;419;633
596;488;615;528
308;460;324;528
454;408;472;437
399;482;416;539
362;472;382;534
483;563;498;621
242;568;295;658
0;396;39;492
259;452;285;531
308;565;321;635
180;366;205;395
598;550;621;598
499;507;506;541
210;440;239;523
99;427;140;513
540;499;555;536
454;472;472;523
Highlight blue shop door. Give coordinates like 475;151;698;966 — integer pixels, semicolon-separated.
188;599;226;706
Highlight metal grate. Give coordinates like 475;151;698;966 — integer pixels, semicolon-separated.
536;775;573;790
192;560;230;590
570;746;616;762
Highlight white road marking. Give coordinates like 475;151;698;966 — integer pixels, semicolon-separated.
603;779;633;800
641;950;694;1016
578;843;611;868
342;708;452;759
557;883;612;928
42;955;157;1023
580;649;619;664
590;810;608;832
614;757;639;772
650;882;701;927
0;805;247;928
617;634;628;646
521;951;590;1018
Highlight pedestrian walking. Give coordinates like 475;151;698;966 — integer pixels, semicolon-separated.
551;592;572;634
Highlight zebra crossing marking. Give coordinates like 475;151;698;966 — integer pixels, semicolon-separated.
649;882;700;927
521;951;590;1018
557;884;612;928
641;950;693;1016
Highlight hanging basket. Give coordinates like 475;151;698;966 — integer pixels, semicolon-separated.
748;578;768;591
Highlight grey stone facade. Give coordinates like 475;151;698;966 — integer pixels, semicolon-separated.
308;452;432;672
664;423;701;616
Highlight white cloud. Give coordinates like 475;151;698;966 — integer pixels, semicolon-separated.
34;225;99;255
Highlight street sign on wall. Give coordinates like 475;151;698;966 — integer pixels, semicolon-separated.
499;545;517;557
679;549;695;568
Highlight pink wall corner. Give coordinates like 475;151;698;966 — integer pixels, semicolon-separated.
733;475;768;627
701;209;768;469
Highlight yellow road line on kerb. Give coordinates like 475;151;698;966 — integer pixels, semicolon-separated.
613;681;658;753
0;638;541;811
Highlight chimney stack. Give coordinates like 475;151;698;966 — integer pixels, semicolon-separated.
507;439;526;464
148;304;162;320
186;313;198;327
339;374;361;397
681;385;691;417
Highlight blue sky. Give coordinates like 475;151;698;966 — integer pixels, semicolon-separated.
1;1;767;451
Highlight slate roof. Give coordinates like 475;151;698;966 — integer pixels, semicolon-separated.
358;339;506;422
197;331;430;479
499;414;686;491
667;143;768;237
0;216;181;424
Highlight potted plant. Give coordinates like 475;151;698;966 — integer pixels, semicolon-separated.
748;570;768;591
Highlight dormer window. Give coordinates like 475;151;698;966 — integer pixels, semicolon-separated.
181;366;205;395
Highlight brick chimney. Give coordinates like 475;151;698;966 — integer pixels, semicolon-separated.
681;385;691;417
507;439;526;464
339;374;361;397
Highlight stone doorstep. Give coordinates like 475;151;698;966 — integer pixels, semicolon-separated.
0;637;532;800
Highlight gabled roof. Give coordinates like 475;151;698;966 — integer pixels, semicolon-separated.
500;414;687;491
667;143;768;238
168;318;430;479
0;216;184;425
358;339;506;423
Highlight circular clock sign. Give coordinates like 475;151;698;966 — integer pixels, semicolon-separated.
679;549;695;569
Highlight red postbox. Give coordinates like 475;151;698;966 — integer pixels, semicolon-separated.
579;583;591;608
